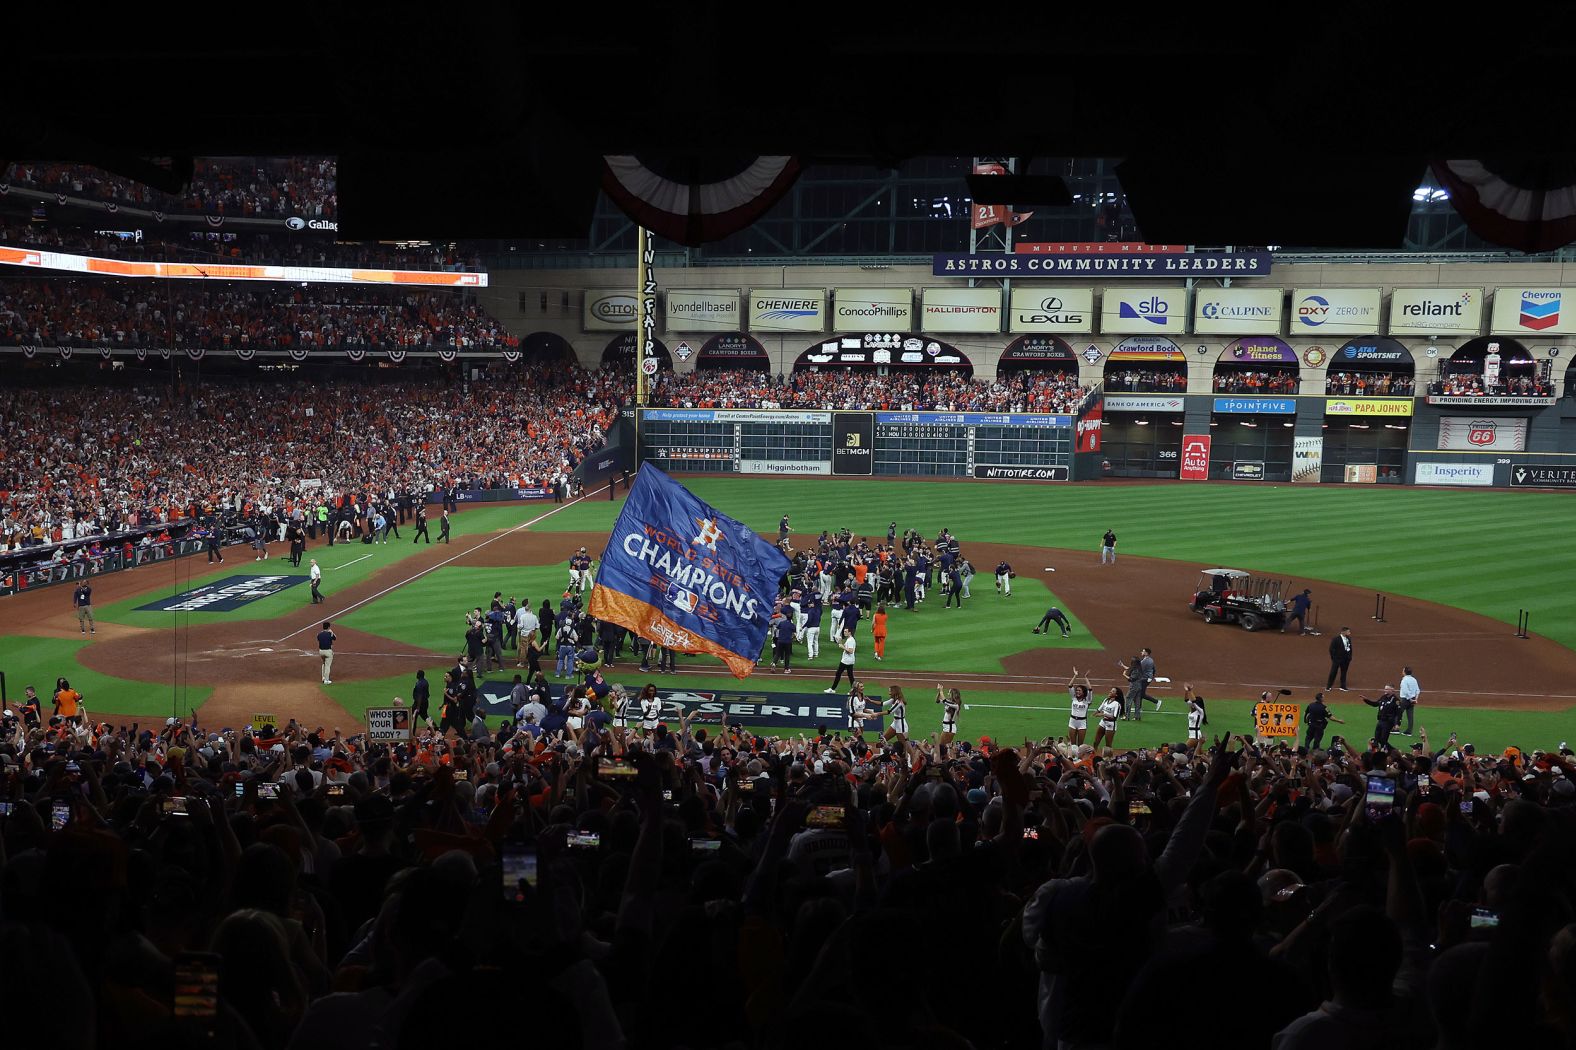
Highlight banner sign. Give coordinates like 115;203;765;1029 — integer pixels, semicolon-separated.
1490;288;1576;335
1438;416;1528;451
584;290;637;331
1223;336;1298;364
603;332;671;369
1213;397;1296;414
1008;288;1093;333
796;333;969;369
833;288;914;332
1108;334;1186;360
1293;436;1323;483
1180;435;1211;480
1000;334;1076;365
1511;464;1576;488
1103;395;1185;412
698;332;770;364
588;464;790;678
833;413;876;475
1254;702;1301;738
1334;337;1412;364
1292;289;1382;334
665;290;740;333
1101;290;1188;335
749;289;826;333
1426;395;1553;407
1194;288;1285;335
875;411;1072;427
1015;242;1188;254
0;244;486;287
1232;461;1266;481
933;252;1271;277
365;707;412;743
1387;287;1484;335
921;287;1002;333
970;162;1033;229
428;486;555;504
972;465;1070;480
1415;462;1494;486
135;574;306;613
1324;398;1414;417
1345;464;1378;484
738;459;830;476
1076;401;1103;453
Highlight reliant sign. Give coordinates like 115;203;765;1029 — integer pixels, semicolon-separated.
1387;288;1483;335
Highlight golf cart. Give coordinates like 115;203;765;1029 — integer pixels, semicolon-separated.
1189;569;1288;632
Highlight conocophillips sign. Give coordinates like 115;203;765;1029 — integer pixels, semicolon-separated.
832;288;913;332
584;291;637;331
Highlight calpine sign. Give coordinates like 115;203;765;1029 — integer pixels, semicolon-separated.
933;252;1272;277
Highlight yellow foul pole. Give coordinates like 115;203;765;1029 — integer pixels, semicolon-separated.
635;227;654;407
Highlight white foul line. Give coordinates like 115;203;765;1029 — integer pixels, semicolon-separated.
336;553;374;570
270;493;591;644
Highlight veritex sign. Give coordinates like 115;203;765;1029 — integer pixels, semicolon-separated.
1511;465;1576;489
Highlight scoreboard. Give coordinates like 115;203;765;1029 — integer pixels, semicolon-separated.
638;408;1072;480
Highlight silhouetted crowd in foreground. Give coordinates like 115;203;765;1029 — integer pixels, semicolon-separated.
6;695;1576;1050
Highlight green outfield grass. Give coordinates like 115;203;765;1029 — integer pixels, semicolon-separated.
0;634;211;719
543;479;1576;650
93;504;545;629
338;563;1098;674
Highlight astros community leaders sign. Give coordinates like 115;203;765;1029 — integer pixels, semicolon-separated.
932;251;1272;277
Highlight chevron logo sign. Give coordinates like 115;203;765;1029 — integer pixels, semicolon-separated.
1519;291;1561;331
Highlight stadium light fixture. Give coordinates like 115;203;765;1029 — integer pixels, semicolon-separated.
1134;418;1150;425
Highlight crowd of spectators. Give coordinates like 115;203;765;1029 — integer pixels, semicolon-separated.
0;279;514;352
4;157;337;219
1103;367;1187;393
649;368;1091;413
6;690;1576;1049
1326;370;1417;397
0;215;483;273
1213;367;1300;394
0;367;626;552
1430;371;1552;398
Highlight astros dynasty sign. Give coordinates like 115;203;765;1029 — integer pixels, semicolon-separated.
589;463;790;677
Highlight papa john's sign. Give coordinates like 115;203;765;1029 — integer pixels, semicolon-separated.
1180;434;1211;481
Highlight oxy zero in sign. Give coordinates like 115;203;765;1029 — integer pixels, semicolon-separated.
1180;435;1211;481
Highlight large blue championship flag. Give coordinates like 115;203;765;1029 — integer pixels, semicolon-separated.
588;463;790;678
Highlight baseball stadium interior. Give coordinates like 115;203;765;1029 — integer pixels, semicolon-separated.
6;8;1576;1050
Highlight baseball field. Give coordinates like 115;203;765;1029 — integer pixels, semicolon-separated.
6;478;1575;752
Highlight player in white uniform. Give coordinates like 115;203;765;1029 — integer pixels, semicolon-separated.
1092;688;1123;753
1184;682;1207;744
936;684;962;744
881;685;910;742
1066;666;1093;746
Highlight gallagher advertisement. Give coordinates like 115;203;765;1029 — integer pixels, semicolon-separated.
588;464;790;678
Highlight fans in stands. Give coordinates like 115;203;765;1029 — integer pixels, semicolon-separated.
0;367;623;554
1326;370;1417;396
1104;368;1186;392
650;367;1091;413
0;279;515;352
1212;368;1300;394
4;156;337;218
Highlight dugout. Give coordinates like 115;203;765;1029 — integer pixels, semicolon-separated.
1212;337;1300;395
1323;337;1416;397
695;332;770;372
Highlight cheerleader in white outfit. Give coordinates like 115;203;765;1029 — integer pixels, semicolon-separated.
882;685;910;743
937;685;961;745
1092;688;1123;753
1066;666;1093;747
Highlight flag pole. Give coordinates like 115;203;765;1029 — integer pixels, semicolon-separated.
635;227;653;407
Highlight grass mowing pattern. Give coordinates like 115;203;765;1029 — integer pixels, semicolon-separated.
533;479;1576;651
0;634;211;719
93;504;545;628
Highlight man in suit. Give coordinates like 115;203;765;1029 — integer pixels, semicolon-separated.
1327;627;1354;690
